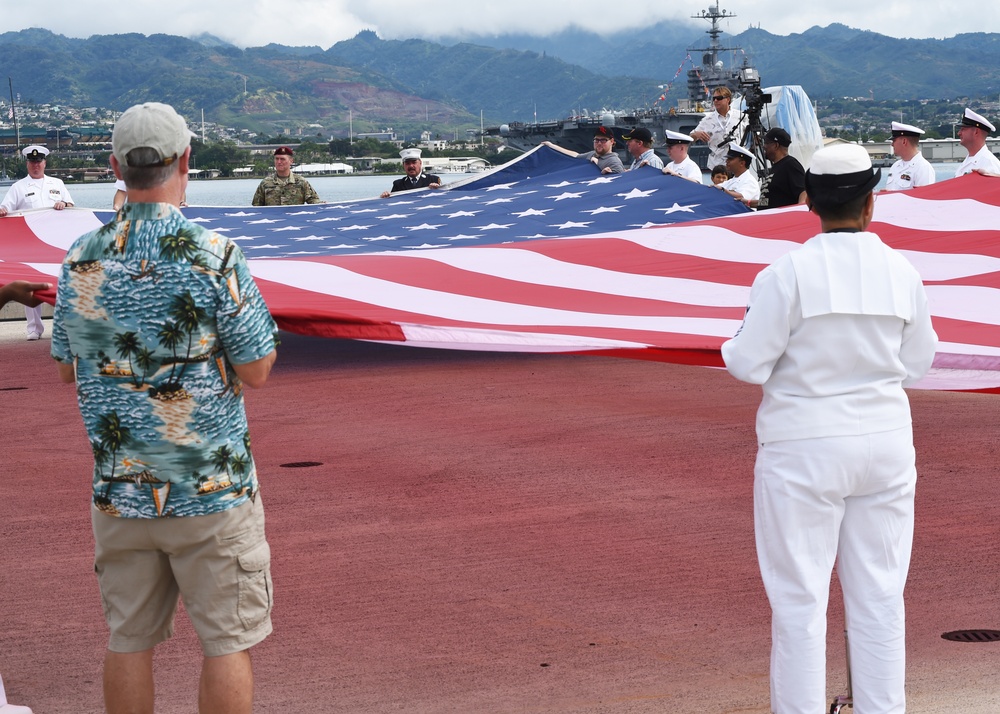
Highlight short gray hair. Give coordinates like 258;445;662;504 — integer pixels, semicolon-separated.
120;147;180;190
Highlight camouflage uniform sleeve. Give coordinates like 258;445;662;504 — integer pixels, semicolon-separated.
251;179;267;206
302;178;322;204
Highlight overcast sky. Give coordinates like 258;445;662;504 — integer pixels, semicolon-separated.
3;0;995;48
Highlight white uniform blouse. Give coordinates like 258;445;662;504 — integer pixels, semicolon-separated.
721;170;760;202
0;175;74;213
885;154;936;191
955;146;1000;177
722;232;938;443
665;157;702;183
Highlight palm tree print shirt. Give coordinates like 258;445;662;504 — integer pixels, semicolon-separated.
52;202;279;518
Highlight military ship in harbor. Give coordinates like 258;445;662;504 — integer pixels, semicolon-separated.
483;2;820;171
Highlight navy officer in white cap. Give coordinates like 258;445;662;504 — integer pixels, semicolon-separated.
661;130;702;183
723;142;937;714
955;108;1000;177
380;148;442;198
0;146;75;218
0;144;74;340
884;121;936;191
718;143;760;203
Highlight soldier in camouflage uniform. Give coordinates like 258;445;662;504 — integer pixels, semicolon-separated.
251;145;322;206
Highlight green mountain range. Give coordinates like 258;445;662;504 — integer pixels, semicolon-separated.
1;24;997;139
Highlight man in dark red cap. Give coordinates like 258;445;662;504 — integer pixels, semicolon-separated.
542;126;624;174
251;146;322;205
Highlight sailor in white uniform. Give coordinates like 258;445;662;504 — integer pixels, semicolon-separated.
0;145;74;340
884;121;936;191
722;143;938;714
718;144;760;203
954;108;1000;177
661;130;702;183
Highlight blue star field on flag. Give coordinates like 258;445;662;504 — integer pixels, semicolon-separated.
180;146;750;258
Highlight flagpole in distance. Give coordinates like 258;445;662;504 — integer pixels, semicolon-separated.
8;77;19;159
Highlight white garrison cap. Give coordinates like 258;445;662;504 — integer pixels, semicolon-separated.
399;148;422;160
664;130;694;144
959;108;996;133
726;144;755;162
113;102;195;167
21;144;50;160
890;121;924;137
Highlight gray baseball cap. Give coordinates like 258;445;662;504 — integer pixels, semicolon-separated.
112;102;196;167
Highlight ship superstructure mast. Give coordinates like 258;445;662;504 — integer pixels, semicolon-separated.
685;2;741;106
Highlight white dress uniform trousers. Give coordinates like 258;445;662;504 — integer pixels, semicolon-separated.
722;231;938;714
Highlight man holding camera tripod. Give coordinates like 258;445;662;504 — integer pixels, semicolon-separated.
691;86;745;169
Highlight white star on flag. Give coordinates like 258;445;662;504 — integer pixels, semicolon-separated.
617;188;658;199
656;203;699;214
511;208;551;217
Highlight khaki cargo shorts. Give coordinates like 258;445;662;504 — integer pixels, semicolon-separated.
92;496;273;657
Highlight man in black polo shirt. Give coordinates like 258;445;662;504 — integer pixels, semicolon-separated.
754;127;806;210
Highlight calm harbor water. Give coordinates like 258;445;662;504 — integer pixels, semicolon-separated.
62;164;963;210
64;173;471;209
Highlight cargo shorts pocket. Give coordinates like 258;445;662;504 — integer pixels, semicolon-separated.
237;540;273;630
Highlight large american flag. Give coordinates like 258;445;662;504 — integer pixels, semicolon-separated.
3;146;1000;392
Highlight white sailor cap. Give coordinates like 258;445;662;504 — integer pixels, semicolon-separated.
959;108;996;134
805;143;881;203
725;143;755;163
22;144;50;160
399;148;422;161
664;130;694;145
890;121;924;138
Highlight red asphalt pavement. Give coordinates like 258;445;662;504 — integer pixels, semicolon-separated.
2;324;999;713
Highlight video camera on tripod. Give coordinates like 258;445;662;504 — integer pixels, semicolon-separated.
738;66;771;116
721;65;773;180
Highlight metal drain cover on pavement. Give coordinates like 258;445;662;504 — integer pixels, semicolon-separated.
941;630;1000;643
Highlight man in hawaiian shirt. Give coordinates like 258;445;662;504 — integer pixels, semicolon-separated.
52;102;278;714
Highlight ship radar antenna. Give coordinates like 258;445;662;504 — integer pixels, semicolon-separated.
692;1;737;66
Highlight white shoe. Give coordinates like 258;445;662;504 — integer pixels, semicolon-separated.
26;331;41;341
0;704;33;713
